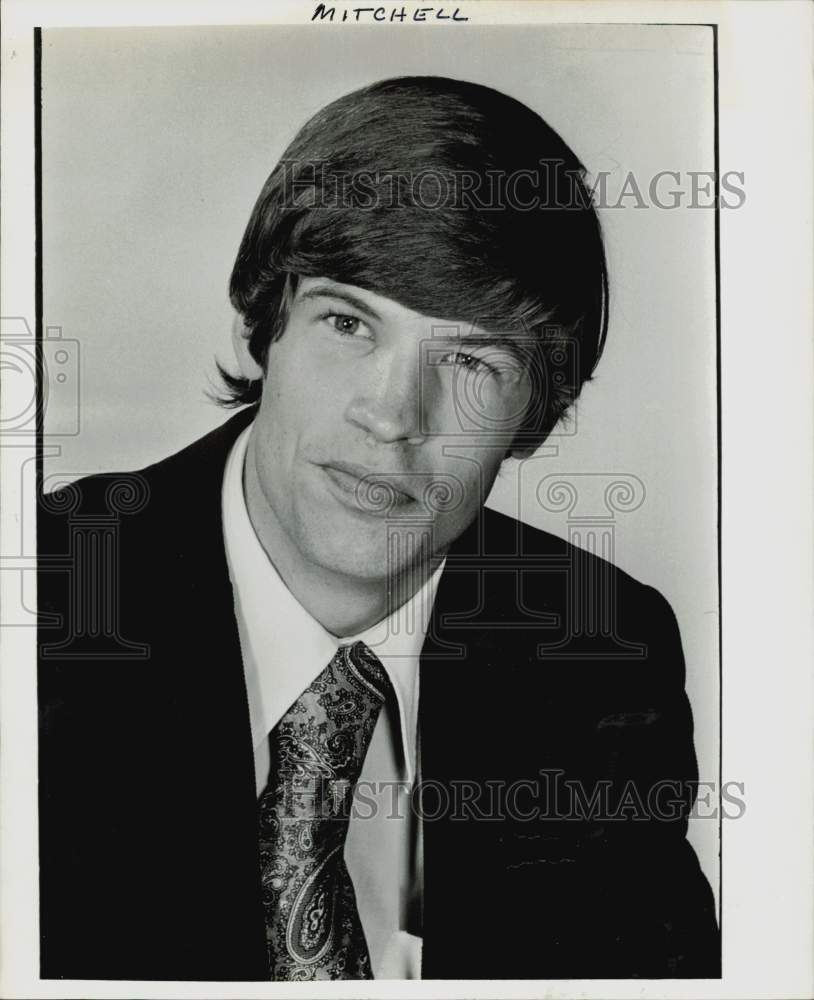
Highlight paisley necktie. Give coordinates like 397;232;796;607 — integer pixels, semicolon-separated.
258;641;393;980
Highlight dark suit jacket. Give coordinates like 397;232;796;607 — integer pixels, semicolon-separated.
38;406;720;980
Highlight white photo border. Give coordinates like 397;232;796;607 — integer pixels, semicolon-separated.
1;2;812;998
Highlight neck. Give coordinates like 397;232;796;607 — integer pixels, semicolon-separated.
242;441;443;637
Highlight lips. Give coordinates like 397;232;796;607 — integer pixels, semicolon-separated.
319;461;417;512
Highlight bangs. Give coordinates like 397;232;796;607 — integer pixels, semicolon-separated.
278;210;555;333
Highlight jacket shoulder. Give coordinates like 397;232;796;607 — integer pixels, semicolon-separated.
37;406;258;552
480;504;673;604
471;506;684;676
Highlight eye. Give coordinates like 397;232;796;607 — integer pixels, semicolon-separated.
324;312;365;336
454;352;484;370
440;350;494;374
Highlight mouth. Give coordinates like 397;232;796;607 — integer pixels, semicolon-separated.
318;461;417;514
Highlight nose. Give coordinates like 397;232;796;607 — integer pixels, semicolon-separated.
344;348;428;445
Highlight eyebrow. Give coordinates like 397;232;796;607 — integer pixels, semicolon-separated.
298;284;383;322
298;285;531;365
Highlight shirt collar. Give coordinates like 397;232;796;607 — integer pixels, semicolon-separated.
222;422;443;782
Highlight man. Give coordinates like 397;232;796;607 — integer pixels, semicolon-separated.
38;76;720;981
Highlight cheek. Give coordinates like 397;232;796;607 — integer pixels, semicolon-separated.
434;369;530;440
258;345;310;446
487;374;533;431
264;336;348;433
430;448;506;534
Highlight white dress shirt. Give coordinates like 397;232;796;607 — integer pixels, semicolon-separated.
221;424;444;979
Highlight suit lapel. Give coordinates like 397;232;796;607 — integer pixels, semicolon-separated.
417;507;601;977
141;406;269;975
419;508;533;976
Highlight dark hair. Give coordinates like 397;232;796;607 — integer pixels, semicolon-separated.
219;75;608;454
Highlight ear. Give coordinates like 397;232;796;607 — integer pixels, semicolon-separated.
231;314;264;381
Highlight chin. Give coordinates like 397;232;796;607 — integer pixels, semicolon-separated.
297;527;384;580
302;526;430;585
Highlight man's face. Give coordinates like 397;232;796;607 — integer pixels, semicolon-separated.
239;277;533;585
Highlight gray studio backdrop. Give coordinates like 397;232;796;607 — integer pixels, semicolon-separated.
41;24;719;904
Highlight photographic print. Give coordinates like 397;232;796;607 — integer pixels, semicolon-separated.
1;4;811;998
35;21;721;982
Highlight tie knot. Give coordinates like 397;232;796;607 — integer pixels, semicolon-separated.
263;641;393;800
335;641;391;704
